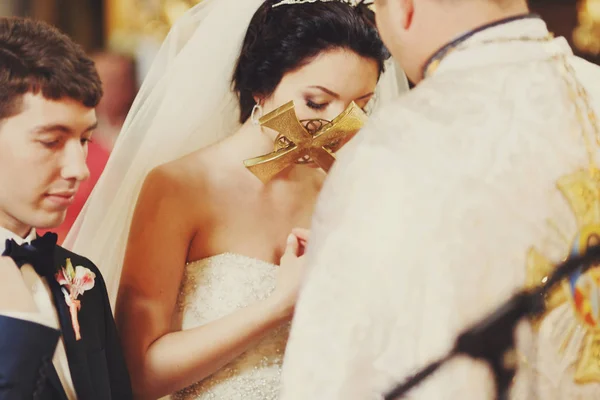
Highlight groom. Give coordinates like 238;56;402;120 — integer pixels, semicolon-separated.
0;18;132;399
280;0;600;399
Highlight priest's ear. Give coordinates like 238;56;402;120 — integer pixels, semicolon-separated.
375;0;415;31
398;0;415;30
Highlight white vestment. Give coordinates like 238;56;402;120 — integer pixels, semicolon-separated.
280;17;600;399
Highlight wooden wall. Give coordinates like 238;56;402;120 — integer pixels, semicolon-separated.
21;0;104;52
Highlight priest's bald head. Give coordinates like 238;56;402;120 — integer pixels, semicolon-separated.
373;0;529;83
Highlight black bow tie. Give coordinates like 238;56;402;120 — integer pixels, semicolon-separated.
2;232;58;278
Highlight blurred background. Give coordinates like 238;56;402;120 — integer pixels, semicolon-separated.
1;0;599;75
2;0;599;241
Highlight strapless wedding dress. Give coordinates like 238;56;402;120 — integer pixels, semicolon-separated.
167;253;289;400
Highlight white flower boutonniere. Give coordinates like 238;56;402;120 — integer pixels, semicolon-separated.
55;258;96;341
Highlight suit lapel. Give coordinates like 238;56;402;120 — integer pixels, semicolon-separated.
46;363;69;400
49;251;94;400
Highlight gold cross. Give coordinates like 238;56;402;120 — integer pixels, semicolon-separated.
244;101;367;183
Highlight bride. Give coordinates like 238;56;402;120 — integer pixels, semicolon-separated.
66;0;407;398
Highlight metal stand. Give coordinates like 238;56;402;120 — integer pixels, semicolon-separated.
384;246;600;400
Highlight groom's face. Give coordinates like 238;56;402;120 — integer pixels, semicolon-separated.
0;93;95;236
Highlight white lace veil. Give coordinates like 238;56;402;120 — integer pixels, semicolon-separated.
65;0;409;306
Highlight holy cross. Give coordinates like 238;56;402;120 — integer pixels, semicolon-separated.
244;100;367;183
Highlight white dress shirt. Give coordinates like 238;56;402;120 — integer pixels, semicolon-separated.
0;226;77;399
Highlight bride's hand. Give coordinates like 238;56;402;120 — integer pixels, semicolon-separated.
291;228;310;256
271;232;309;319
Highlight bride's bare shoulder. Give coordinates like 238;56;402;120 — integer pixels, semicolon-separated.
143;139;239;201
134;157;211;226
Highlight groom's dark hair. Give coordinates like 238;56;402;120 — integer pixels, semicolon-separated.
233;0;390;124
0;17;102;121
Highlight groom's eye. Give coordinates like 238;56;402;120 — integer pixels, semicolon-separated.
39;139;60;148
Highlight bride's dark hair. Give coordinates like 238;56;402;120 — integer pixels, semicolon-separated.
232;0;390;123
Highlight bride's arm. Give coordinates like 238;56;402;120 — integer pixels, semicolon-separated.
115;166;297;400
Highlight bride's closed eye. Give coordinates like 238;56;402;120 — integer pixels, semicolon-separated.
306;99;328;111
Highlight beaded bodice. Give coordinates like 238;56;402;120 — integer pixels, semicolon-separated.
168;253;289;400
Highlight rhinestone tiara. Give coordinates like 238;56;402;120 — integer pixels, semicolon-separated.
272;0;369;8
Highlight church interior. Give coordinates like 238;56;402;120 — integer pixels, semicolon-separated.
0;0;599;241
0;0;598;67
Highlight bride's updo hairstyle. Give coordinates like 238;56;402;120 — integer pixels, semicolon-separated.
232;0;390;123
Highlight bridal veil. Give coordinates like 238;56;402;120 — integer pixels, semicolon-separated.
65;0;409;306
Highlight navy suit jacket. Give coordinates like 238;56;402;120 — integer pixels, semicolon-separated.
0;246;132;400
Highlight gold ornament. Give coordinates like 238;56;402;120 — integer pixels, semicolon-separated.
573;0;600;55
526;169;600;383
244;101;367;183
106;0;202;52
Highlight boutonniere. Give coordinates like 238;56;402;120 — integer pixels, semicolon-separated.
55;258;96;341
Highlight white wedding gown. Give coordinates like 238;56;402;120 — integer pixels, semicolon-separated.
166;253;289;400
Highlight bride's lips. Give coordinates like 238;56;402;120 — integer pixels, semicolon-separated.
44;191;77;208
